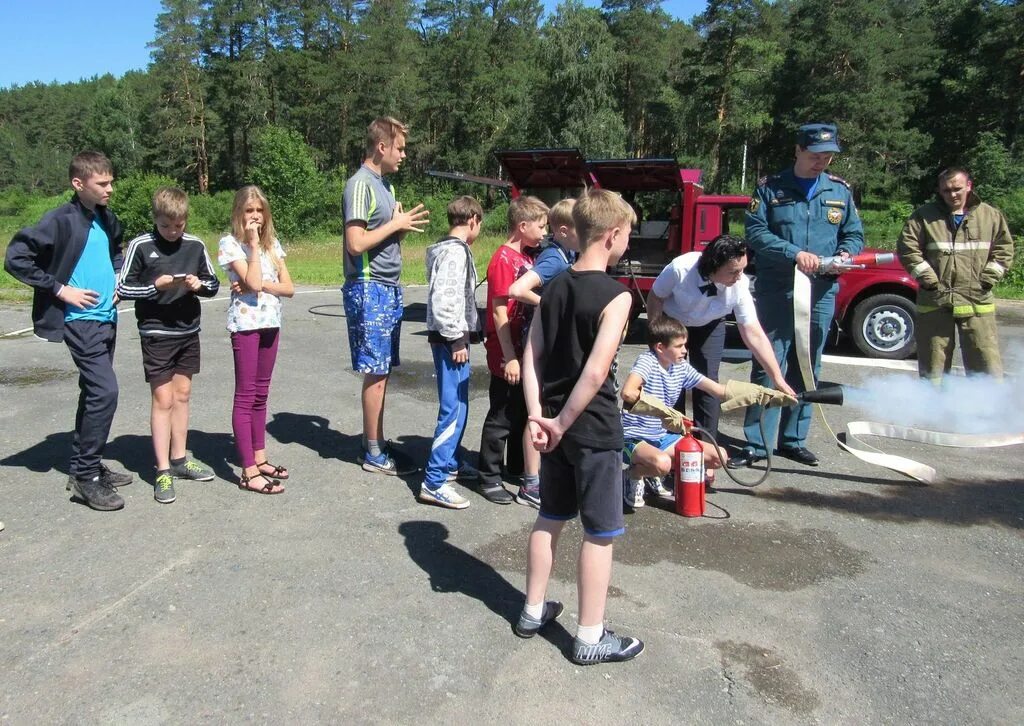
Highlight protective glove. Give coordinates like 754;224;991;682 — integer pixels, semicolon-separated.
625;391;691;434
721;380;799;412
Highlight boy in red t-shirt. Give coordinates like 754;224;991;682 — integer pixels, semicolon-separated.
476;196;549;506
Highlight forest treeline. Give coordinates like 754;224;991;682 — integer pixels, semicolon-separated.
0;0;1021;235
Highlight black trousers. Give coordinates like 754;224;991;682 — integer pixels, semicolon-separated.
675;317;725;437
64;320;119;480
477;374;526;484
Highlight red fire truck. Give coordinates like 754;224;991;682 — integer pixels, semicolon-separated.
492;149;918;360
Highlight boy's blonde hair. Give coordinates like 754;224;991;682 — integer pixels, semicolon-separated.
447;195;484;227
69;151;113;182
152;187;189;221
573;189;636;248
230;185;279;253
508;195;549;230
548;198;576;229
365;116;408;155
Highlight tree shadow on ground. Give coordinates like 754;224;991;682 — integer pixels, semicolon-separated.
398;520;573;657
759;476;1024;529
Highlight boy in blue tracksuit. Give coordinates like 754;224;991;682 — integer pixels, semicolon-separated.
419;196;485;509
4;151;134;511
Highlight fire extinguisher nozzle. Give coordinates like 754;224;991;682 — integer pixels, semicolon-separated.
796;385;845;406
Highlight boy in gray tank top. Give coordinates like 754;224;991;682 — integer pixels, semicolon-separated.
342;117;429;475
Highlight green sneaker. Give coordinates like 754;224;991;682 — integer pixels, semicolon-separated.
154;472;176;504
169;458;214;482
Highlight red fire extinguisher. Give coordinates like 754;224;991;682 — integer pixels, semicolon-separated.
674;430;705;517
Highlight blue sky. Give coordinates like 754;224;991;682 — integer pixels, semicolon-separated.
0;1;707;89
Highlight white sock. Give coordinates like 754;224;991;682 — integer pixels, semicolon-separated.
524;601;544;619
576;623;604;644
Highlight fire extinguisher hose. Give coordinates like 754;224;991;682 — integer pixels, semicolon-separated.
691;419;774;489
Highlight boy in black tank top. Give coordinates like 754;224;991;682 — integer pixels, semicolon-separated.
515;189;645;665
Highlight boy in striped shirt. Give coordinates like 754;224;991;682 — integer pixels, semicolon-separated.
620;316;727;509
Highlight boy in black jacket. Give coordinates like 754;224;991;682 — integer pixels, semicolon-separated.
4;151;133;511
116;187;219;503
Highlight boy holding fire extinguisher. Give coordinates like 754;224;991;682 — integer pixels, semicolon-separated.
619;316;728;510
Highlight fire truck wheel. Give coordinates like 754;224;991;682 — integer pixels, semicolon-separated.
849;293;917;360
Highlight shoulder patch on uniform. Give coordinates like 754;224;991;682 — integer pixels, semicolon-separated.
827;173;851;188
748;197;760;213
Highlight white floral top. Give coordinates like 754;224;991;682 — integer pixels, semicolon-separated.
218;234;287;332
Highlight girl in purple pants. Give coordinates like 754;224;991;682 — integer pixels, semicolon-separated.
218;186;294;494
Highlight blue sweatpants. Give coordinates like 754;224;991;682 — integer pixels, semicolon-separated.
423;343;471;490
742;284;835;454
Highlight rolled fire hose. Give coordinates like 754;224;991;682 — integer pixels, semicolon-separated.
791;270;1024;483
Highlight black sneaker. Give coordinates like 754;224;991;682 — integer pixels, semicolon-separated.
70;476;125;511
477;481;514;505
571;629;645;665
66;463;133;491
514;601;563;638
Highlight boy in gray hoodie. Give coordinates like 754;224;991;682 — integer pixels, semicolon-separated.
419;196;484;509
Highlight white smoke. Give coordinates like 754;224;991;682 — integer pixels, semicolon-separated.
844;370;1024;436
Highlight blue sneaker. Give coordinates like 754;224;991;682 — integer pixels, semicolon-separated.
513;601;563;638
362;450;416;476
514;483;541;509
417;483;470;509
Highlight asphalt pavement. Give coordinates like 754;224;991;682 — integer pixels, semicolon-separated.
1;287;1021;724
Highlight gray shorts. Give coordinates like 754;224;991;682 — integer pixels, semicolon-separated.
539;439;624;537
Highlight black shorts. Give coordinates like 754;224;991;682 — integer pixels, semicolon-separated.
140;333;201;383
539;439;624;538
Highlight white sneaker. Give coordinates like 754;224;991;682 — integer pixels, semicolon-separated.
418;483;470;510
629;478;645;508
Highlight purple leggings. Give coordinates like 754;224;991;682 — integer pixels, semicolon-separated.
231;328;280;468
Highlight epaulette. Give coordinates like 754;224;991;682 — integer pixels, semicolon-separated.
827;173;851;188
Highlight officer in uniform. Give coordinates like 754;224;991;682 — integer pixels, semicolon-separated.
729;123;864;468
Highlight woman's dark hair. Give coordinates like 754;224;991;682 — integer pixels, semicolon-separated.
697;234;748;279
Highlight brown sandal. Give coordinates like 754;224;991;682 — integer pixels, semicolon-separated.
255;460;290;480
238;471;284;495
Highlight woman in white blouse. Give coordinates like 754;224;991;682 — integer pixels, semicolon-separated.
646;234;795;444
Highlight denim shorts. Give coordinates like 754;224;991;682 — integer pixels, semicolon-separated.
623;432;681;464
343;281;403;375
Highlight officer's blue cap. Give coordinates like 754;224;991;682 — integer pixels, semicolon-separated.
797;123;841;153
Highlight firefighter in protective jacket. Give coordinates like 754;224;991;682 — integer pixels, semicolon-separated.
897;167;1014;381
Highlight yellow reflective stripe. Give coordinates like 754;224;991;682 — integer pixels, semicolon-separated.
952;303;995;316
925;240;990;251
911;261;932;278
